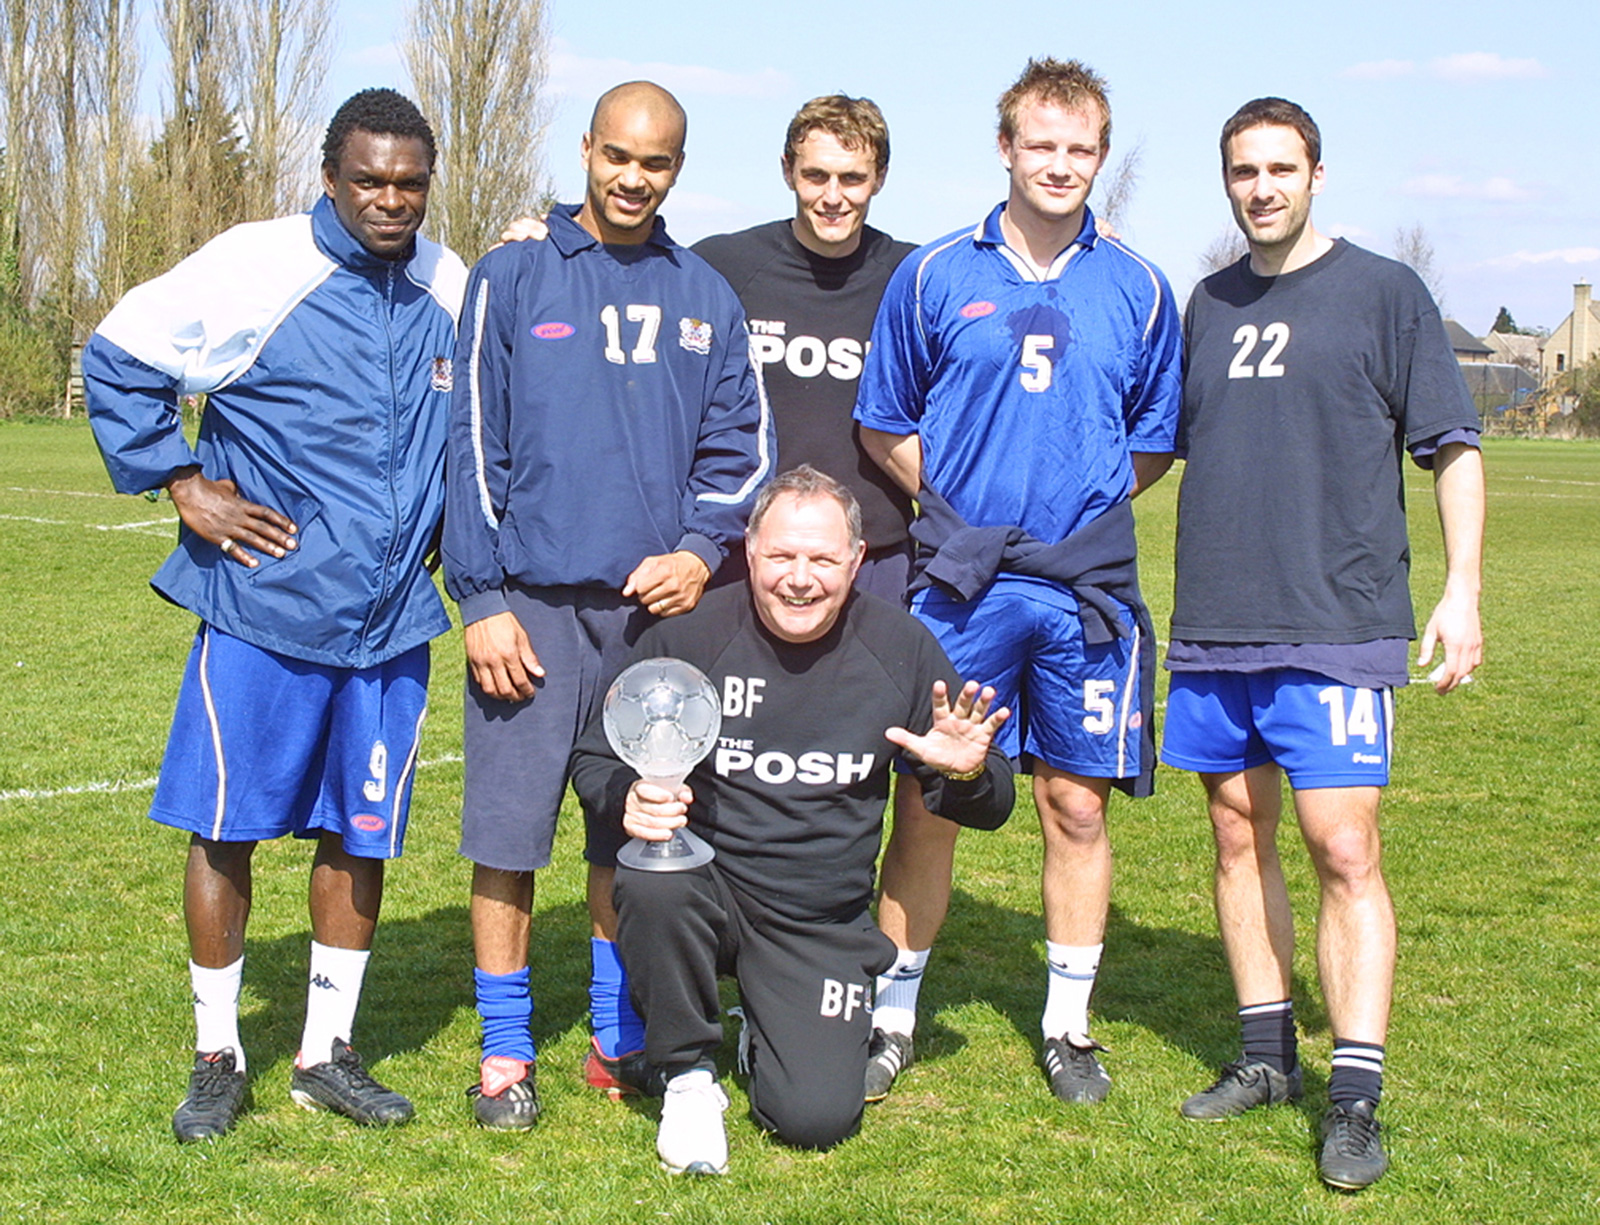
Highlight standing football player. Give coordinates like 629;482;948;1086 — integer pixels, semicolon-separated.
1161;97;1484;1190
442;80;771;1128
84;89;465;1140
693;96;916;601
853;58;1181;1105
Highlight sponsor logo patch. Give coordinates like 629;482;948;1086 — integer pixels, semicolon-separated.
351;813;387;833
531;321;576;340
678;317;714;355
960;300;997;318
431;357;453;392
1128;711;1143;729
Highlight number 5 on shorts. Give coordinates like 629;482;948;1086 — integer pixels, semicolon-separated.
1082;679;1116;734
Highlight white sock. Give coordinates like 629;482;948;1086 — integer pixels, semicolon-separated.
299;942;371;1067
872;948;930;1037
1041;941;1102;1044
191;957;245;1071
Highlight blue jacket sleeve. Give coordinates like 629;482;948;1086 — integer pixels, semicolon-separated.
82;336;201;495
675;311;774;573
852;253;933;435
1124;265;1183;454
442;256;518;624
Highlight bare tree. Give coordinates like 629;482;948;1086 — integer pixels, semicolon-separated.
87;0;142;321
142;0;248;278
1;0;48;306
236;0;334;220
1392;223;1446;311
1096;136;1144;235
1197;226;1248;277
404;0;551;261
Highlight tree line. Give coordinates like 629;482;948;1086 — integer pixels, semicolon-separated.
0;0;548;416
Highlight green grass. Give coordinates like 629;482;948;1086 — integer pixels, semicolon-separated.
1;421;1596;1223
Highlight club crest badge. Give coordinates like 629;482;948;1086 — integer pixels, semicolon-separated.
678;317;714;355
431;357;453;392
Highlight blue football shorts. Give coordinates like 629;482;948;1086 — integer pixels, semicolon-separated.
460;584;650;873
1160;669;1394;788
910;577;1143;779
149;625;430;856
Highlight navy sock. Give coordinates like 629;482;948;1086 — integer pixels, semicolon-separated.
590;937;645;1059
475;966;535;1064
1329;1038;1385;1106
1239;999;1297;1075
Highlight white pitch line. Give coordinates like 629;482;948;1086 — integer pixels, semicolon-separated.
0;513;71;526
0;513;177;536
0;753;464;805
91;519;179;532
3;486;126;499
1517;475;1600;488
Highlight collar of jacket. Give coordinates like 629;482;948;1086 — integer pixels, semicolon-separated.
310;193;418;275
546;201;677;256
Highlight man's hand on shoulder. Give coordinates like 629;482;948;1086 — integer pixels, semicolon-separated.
623;779;692;841
885;680;1010;778
495;215;549;248
165;467;296;569
464;610;545;702
623;551;712;618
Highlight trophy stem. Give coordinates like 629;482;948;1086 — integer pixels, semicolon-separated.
615;771;716;872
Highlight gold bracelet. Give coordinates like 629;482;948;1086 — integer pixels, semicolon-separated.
938;762;986;782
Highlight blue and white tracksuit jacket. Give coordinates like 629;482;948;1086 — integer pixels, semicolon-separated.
83;195;468;669
442;205;773;625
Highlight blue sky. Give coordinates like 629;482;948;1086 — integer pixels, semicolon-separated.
299;0;1596;333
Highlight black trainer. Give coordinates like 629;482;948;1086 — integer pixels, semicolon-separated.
289;1039;414;1126
864;1030;914;1103
583;1038;665;1100
1181;1058;1303;1120
172;1048;248;1143
468;1056;541;1129
1042;1037;1112;1104
1319;1099;1388;1190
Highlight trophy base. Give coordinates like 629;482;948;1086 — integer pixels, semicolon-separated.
616;828;715;872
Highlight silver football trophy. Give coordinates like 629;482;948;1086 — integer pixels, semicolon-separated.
605;657;722;872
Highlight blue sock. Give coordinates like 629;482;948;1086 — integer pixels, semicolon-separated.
589;937;645;1059
475;967;535;1064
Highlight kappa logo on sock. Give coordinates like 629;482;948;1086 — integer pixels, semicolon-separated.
309;974;340;991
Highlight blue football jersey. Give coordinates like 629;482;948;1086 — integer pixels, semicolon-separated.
854;204;1180;547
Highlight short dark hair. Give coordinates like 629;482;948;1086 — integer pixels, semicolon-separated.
783;95;891;176
322;88;437;172
998;58;1111;149
1220;97;1321;169
746;465;863;549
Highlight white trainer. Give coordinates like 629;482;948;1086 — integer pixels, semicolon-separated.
657;1069;729;1175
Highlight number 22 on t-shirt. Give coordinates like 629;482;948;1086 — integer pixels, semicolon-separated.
1228;322;1290;379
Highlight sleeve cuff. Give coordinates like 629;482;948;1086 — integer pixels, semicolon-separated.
674;532;724;577
457;587;510;625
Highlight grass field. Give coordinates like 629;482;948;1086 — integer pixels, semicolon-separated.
1;420;1596;1224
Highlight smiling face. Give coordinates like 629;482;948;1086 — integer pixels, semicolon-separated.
322;130;433;259
1224;122;1323;257
999;98;1108;231
783;129;885;258
577;101;685;244
746;492;865;644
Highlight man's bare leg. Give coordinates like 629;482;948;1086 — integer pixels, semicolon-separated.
1204;766;1295;1008
865;778;959;1098
297;834;385;1068
1033;765;1114;1102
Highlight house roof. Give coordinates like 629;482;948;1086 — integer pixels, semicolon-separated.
1444;319;1492;356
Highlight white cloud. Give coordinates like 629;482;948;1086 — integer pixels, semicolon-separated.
1485;247;1600;269
1343;59;1414;80
549;40;790;101
1428;52;1548;82
1403;174;1530;201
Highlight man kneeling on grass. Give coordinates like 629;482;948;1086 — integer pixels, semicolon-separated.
570;466;1014;1174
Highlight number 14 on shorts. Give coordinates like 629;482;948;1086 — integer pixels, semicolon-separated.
1318;686;1379;746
